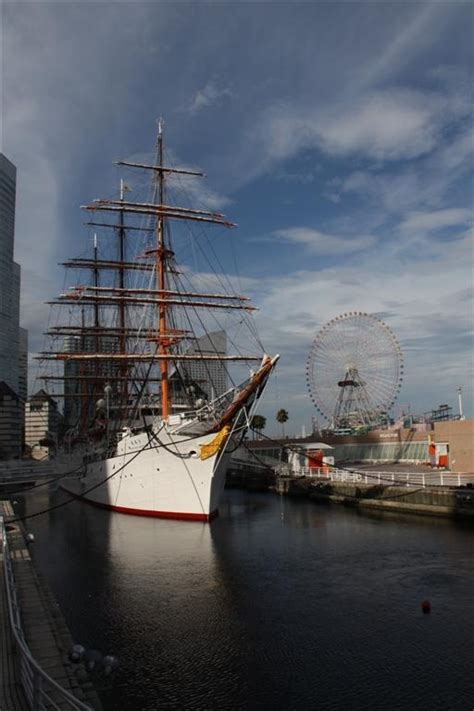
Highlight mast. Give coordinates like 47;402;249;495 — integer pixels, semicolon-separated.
118;179;127;408
80;306;89;433
93;234;100;337
156;119;170;419
41;122;260;430
92;233;101;424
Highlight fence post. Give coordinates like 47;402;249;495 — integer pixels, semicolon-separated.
458;474;461;487
440;472;444;486
422;472;425;488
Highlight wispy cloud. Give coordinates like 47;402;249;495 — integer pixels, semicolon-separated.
354;2;447;91
272;228;376;255
3;0;472;421
252;86;469;174
315;90;457;160
188;80;235;114
400;208;472;234
338;120;473;217
250;229;473;423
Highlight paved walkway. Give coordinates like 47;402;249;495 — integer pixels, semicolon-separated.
0;500;103;710
0;522;29;710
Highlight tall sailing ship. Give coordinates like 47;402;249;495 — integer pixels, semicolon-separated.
38;122;278;521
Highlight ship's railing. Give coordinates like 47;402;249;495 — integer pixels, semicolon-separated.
1;515;93;711
297;467;470;488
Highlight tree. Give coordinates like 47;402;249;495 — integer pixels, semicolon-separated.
250;414;266;439
276;408;289;438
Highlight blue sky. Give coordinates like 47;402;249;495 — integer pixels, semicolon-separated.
2;1;473;433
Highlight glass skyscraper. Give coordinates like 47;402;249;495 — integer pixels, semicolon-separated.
0;153;27;457
0;153;21;396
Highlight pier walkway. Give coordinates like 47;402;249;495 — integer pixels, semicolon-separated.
0;514;29;710
0;500;103;710
0;461;54;489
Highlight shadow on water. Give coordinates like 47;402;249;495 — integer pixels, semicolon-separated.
10;487;474;711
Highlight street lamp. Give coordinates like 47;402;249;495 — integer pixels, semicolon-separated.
457;387;465;420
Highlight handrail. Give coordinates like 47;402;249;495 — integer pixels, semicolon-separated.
296;467;464;487
1;515;93;710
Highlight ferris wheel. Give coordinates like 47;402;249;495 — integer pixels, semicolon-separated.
306;312;403;429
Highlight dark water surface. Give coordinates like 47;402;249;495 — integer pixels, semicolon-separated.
18;489;474;710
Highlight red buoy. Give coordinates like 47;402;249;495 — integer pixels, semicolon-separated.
421;600;431;614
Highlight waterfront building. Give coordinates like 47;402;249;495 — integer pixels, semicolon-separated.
243;419;474;473
0;381;21;459
25;389;60;459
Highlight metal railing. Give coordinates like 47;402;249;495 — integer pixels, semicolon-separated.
231;449;474;489
1;516;92;710
297;467;469;488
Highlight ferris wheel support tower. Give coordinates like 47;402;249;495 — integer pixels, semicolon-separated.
333;367;376;428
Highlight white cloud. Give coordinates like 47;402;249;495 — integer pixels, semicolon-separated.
341;170;423;214
249;230;473;422
354;3;447;92
400;208;472;234
188;81;235;114
339;122;474;217
316;91;443;160
2;0;471;422
168;172;231;212
272;228;376;255
246;85;470;189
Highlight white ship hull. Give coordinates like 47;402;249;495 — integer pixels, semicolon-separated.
39;128;280;524
58;426;231;521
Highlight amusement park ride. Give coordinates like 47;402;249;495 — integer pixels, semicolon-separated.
306;312;404;432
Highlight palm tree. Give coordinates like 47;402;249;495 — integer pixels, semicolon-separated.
276;408;289;438
250;414;267;439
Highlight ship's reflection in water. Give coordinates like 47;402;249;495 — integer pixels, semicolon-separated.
22;489;474;711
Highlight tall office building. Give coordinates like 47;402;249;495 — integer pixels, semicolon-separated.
63;334;120;432
18;327;28;404
0;153;28;457
0;154;21;394
186;331;228;400
0;382;21;459
171;331;228;408
63;335;82;432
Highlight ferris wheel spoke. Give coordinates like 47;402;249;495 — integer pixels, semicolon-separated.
307;312;403;428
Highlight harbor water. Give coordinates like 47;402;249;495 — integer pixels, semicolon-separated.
14;488;474;710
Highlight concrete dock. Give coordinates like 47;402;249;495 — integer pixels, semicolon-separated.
0;500;103;710
275;476;474;519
